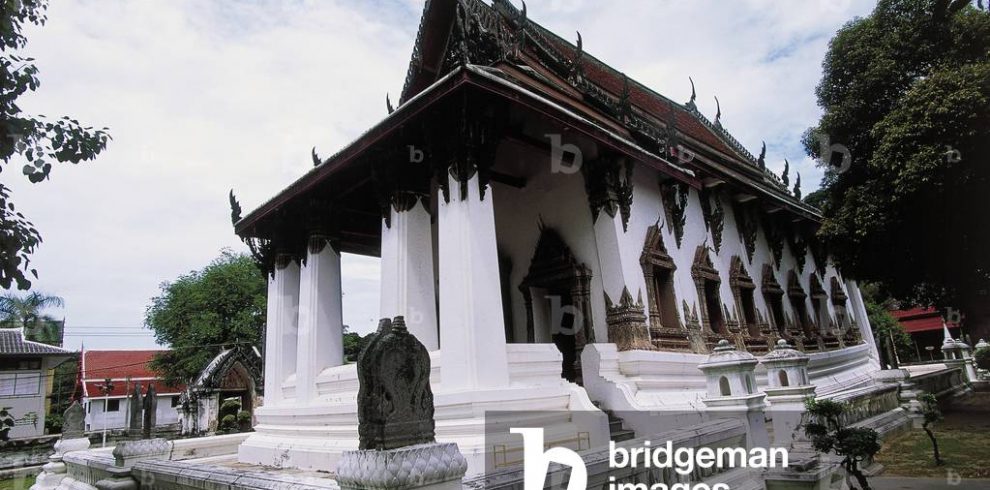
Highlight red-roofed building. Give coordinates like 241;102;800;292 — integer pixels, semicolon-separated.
80;349;185;433
890;307;960;361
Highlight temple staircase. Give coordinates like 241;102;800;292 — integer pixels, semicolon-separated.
605;409;635;442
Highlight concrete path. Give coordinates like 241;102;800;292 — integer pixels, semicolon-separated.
871;476;990;490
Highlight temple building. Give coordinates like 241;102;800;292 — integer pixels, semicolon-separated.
225;0;882;474
79;349;184;434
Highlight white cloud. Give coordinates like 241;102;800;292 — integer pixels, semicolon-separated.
7;0;874;348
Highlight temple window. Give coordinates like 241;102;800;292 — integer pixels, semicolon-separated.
761;264;786;335
704;281;726;334
830;277;850;331
719;376;731;396
788;271;812;337
692;246;726;336
778;370;790;387
641;224;680;329
810;275;830;333
730;256;758;336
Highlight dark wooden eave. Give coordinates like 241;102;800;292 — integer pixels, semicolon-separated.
235;65;701;240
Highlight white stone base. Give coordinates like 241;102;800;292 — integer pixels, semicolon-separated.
31;437;91;490
238;344;609;476
336;442;466;490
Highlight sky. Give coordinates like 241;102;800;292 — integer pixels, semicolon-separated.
7;0;876;350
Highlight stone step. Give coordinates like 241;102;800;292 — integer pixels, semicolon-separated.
601;409;636;443
611;429;636;443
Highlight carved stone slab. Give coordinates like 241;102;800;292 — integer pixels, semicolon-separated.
356;316;435;451
62;401;85;439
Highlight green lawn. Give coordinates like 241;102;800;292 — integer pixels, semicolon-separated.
0;475;36;490
875;392;990;478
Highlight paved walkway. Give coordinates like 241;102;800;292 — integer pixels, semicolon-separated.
871;476;990;490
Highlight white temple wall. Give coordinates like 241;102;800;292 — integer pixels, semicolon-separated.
627;165;861;339
492;167;608;343
619;165;669;307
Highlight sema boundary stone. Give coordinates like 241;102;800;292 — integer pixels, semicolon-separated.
338;316;467;490
357;316;435;450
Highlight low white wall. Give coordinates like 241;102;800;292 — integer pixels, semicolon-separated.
582;341;882;438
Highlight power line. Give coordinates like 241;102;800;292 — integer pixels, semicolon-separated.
4;340;260;383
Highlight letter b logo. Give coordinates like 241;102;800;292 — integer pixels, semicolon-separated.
511;427;588;490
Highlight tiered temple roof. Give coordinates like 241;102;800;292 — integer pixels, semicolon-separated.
235;0;818;257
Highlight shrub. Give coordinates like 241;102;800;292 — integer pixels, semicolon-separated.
804;398;881;490
219;399;241;419
974;348;990;371
236;410;252;431
220;414;238;432
45;413;63;435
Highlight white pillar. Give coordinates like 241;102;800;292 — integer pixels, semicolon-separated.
380;199;439;351
846;280;879;363
263;255;300;406
295;236;344;405
438;173;509;391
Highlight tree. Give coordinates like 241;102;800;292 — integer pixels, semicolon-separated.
145;250;266;386
0;291;64;344
918;393;945;466
804;398;882;490
0;291;62;325
342;326;368;363
1;0;111;289
866;300;914;367
804;0;990;312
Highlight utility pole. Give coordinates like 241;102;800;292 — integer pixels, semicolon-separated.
98;378;114;448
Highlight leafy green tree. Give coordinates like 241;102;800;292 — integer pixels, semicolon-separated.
0;291;66;345
1;0;111;289
0;291;62;326
866;300;914;366
918;393;945;466
975;347;990;370
342;326;368;363
145;250;266;386
804;398;882;490
804;0;990;311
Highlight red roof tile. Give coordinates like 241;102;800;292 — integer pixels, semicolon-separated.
81;350;185;397
890;307;958;334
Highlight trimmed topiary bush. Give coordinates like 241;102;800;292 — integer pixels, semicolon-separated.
236;410;252;432
974;348;990;371
220;414;238;432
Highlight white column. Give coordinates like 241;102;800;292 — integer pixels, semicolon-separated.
295;236;344;405
846;279;879;363
380;199;439;351
438;173;509;391
263;255;300;406
593;216;630;302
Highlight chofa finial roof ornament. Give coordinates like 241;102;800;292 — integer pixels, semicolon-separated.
793;172;802;199
714;96;722;127
782;159;790;187
386;93;394;115
686;77;697;110
757;142;766;170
